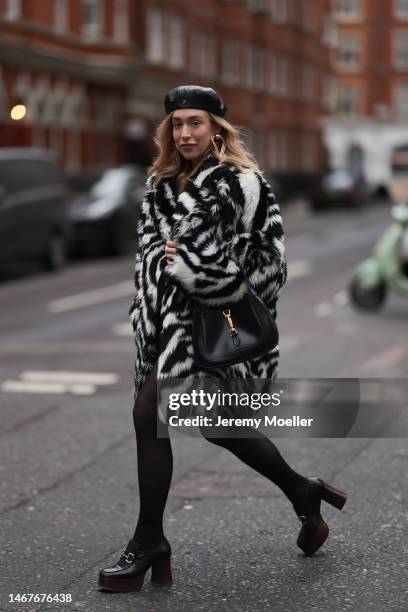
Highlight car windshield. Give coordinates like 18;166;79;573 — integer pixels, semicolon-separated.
90;167;136;199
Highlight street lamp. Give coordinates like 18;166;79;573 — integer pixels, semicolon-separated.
10;103;26;121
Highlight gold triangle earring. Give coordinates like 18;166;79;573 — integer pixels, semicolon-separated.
210;134;226;160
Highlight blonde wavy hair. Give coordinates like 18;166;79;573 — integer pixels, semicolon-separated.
148;111;261;193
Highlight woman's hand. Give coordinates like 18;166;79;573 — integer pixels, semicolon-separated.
164;240;177;265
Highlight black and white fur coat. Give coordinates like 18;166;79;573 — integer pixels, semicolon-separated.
129;152;287;401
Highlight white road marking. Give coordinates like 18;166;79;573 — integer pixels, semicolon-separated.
287;260;314;281
333;290;349;307
279;335;307;351
21;371;119;384
1;381;95;395
314;301;332;318
359;343;408;374
48;281;134;314
112;322;133;337
335;321;357;335
314;290;349;318
0;342;132;354
1;370;120;395
46;261;312;315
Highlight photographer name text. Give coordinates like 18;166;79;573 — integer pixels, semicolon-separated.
167;415;314;428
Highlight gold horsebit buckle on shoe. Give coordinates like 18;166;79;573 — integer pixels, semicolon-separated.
121;550;135;564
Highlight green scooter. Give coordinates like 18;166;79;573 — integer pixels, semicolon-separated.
349;204;408;310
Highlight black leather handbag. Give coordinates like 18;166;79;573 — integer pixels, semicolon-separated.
192;281;279;369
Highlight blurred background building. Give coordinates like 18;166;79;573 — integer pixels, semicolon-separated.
0;0;336;190
325;0;408;195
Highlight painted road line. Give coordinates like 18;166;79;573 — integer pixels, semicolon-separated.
48;281;134;314
314;290;349;318
1;381;95;395
0;342;132;354
333;290;349;307
113;322;133;337
47;262;312;315
21;371;119;384
287;260;314;281
314;301;332;318
359;343;408;374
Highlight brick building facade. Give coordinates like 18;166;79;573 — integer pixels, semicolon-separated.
0;0;335;183
325;0;408;192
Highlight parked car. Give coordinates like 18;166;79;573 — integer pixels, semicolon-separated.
0;148;71;271
308;170;369;211
68;165;146;256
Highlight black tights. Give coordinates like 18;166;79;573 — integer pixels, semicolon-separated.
132;363;308;547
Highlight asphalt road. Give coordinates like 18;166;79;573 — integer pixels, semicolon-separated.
0;200;407;612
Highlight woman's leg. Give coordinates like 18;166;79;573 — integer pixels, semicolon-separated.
132;363;173;547
200;426;308;505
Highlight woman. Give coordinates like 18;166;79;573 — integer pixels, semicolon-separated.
98;85;347;593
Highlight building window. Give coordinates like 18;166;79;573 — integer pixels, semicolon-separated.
146;7;164;64
270;54;288;97
191;30;216;78
54;0;68;33
322;14;337;47
81;0;104;40
113;0;128;43
336;83;361;115
395;0;408;20
245;45;265;90
4;0;21;20
169;14;185;69
394;30;408;69
335;0;362;20
269;0;288;24
222;38;241;85
395;82;408;117
335;33;361;71
248;0;266;13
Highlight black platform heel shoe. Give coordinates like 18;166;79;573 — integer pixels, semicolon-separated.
292;478;347;556
98;537;172;592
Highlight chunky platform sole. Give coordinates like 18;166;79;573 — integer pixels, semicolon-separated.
297;480;347;556
98;555;172;592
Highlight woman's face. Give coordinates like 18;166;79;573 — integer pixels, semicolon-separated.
172;109;216;161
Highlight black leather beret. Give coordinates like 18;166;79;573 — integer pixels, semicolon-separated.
164;85;228;117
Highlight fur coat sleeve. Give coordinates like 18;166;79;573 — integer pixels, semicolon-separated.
128;174;166;333
164;165;287;309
